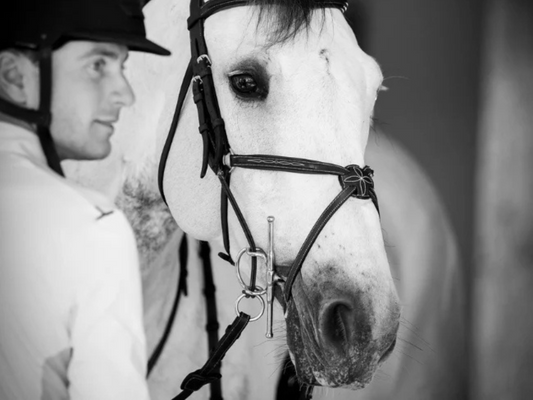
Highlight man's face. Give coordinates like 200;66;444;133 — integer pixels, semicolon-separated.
50;41;134;160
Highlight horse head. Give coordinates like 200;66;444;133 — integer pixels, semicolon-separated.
157;0;400;389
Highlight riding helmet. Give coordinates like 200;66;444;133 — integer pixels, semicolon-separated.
0;0;170;55
0;0;170;176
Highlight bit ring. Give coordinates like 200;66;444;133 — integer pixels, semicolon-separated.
235;247;267;296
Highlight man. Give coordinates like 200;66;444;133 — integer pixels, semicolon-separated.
0;0;170;398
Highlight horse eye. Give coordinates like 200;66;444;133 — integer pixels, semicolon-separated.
229;73;267;100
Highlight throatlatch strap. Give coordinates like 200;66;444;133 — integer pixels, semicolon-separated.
158;61;194;204
172;313;251;400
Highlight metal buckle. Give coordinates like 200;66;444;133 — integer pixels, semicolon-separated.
197;54;212;66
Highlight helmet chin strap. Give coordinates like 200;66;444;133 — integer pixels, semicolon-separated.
0;44;64;176
35;45;64;176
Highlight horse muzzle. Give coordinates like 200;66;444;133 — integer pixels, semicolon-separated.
284;273;400;388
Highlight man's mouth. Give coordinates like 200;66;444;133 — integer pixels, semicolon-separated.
94;119;117;132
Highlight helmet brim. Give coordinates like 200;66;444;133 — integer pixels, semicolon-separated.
67;31;171;56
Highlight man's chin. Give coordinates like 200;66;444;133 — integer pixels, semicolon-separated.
84;143;112;161
59;142;112;162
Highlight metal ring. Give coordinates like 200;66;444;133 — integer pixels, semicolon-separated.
222;148;235;174
235;293;265;322
235;247;267;296
242;286;264;297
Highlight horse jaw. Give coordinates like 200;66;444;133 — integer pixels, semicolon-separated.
161;4;400;389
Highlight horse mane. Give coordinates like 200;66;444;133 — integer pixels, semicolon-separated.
251;0;327;44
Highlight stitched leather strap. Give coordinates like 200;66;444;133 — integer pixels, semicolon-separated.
230;154;347;175
227;156;378;302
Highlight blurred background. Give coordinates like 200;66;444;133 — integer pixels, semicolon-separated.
345;0;533;398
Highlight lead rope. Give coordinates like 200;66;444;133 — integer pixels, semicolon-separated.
147;235;250;400
153;236;308;400
172;312;251;400
199;241;223;400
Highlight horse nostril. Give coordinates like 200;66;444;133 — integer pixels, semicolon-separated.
319;300;355;353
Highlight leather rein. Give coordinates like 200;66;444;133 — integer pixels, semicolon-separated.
156;0;380;398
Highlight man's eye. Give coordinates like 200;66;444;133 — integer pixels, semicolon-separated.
90;58;106;73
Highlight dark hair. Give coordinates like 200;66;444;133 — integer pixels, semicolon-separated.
0;47;39;64
252;0;327;44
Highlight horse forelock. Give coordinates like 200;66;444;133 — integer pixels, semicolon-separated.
250;0;327;44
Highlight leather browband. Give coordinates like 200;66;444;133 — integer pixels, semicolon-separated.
188;0;349;29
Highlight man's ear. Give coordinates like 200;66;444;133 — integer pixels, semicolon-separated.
0;50;34;106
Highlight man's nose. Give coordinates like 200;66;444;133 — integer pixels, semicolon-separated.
112;73;135;108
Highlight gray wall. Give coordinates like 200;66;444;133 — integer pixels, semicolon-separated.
351;1;533;398
360;0;483;274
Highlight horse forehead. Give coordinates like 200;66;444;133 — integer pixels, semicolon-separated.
205;6;381;87
206;6;352;55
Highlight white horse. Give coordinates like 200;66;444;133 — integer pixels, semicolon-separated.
65;0;466;399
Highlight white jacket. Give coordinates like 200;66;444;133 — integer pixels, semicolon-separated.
0;122;150;400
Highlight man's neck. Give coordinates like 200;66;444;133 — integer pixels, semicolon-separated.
0;111;36;133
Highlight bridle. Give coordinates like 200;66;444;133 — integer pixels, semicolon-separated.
156;0;380;398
